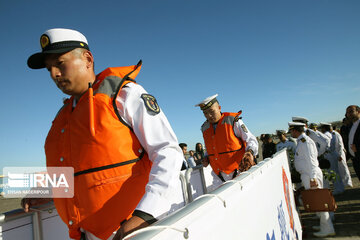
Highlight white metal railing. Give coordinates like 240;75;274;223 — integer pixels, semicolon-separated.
121;149;302;240
1;150;302;240
0;202;66;240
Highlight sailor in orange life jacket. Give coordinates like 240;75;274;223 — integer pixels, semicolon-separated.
195;94;259;182
24;28;184;240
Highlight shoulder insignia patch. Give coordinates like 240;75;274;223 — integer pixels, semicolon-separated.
141;94;160;114
241;124;248;133
301;138;306;143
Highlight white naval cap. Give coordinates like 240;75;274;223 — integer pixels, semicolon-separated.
195;94;219;110
319;122;332;127
292;116;309;124
288;121;305;130
276;130;286;135
27;28;90;69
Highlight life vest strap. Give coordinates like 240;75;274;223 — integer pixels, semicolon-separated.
208;148;243;156
74;150;145;177
112;64;141;131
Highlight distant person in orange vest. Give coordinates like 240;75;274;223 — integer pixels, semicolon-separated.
23;28;184;240
195;94;258;182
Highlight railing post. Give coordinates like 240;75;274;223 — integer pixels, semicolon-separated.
179;172;189;205
198;166;207;194
32;211;43;240
185;168;194;203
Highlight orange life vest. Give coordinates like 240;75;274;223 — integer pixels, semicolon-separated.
202;112;246;175
44;61;152;240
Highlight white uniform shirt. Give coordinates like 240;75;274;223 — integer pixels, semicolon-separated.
330;131;345;159
276;138;297;153
324;131;335;152
294;133;321;181
233;119;259;156
306;128;330;156
115;82;183;218
332;130;353;187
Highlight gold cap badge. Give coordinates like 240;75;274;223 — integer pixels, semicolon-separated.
40;35;50;49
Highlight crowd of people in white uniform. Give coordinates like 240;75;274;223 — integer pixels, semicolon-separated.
263;116;354;238
274;117;353;192
180;114;356;238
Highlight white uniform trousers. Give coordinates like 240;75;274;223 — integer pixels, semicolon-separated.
325;152;345;194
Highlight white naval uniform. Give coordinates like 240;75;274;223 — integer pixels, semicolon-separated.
332;130;353;187
324;130;352;192
276;138;297;153
276;139;297;170
294;133;335;234
212;119;259;183
306;128;331;156
233;119;259;156
84;82;184;240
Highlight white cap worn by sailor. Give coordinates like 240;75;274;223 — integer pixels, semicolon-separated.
276;130;286;135
288;121;306;131
319;122;332;127
27;28;89;69
292;116;309;124
195;94;219;110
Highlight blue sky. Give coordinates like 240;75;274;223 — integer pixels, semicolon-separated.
0;0;359;169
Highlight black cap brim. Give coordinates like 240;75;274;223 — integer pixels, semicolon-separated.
27;47;78;69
